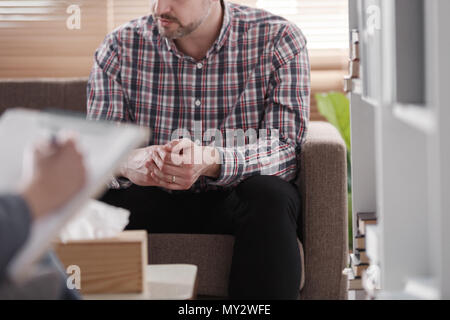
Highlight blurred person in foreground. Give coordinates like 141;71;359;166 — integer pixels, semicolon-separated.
0;137;86;299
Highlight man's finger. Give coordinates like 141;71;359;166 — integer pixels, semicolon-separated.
166;138;192;153
164;140;180;151
151;160;186;178
151;166;189;186
150;171;189;190
169;139;197;165
151;149;165;170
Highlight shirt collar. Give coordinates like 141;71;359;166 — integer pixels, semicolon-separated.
159;0;233;60
214;0;232;53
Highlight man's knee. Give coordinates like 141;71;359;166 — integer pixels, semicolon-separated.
237;175;300;202
236;175;301;224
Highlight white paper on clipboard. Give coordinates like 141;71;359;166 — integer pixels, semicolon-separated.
0;108;150;283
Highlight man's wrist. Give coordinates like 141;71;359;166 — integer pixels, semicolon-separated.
204;163;221;179
118;162;128;179
202;146;221;179
21;182;47;220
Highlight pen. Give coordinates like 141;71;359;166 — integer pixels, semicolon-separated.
48;132;63;155
50;132;60;147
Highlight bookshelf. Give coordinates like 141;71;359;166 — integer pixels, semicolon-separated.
347;0;450;299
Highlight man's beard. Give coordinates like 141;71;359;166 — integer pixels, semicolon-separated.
153;3;212;39
156;18;203;39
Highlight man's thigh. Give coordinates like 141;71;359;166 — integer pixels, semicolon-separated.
171;188;241;235
99;185;179;232
98;185;237;234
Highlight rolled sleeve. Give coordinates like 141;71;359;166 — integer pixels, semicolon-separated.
87;33;129;123
87;34;134;190
207;146;245;187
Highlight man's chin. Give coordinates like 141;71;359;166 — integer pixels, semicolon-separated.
157;25;178;39
159;30;187;40
159;31;177;40
157;22;197;40
158;28;171;37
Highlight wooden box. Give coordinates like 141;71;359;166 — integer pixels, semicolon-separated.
53;230;148;294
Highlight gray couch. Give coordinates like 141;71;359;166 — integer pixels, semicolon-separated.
0;78;348;299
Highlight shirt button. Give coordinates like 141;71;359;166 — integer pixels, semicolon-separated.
196;63;203;69
195;99;201;107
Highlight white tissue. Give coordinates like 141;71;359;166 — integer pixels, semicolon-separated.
58;199;130;243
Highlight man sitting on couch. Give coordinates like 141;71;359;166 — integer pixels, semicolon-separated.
87;0;310;299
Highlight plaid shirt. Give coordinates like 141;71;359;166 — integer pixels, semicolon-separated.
87;1;310;192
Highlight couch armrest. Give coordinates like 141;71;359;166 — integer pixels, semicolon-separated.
296;121;348;299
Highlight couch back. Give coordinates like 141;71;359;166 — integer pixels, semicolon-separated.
0;78;88;115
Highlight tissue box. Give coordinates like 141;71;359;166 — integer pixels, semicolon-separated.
53;230;148;294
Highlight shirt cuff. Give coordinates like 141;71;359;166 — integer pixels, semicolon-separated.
205;147;245;187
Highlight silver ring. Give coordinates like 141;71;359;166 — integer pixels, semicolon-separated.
171;175;176;183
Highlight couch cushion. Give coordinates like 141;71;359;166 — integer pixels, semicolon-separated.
0;78;88;115
147;233;305;298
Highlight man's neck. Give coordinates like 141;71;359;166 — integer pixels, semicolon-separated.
174;1;224;61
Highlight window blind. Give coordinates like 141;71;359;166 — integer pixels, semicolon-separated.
237;0;349;49
0;0;109;78
112;0;151;29
0;1;69;27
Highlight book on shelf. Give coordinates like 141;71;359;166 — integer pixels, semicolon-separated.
346;211;378;292
354;249;370;264
355;233;366;250
350;253;369;277
345;267;364;291
357;212;377;236
357;212;377;235
349;277;363;291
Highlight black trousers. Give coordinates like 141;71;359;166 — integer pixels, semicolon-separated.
99;175;302;299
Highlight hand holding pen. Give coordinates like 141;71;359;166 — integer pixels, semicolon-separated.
20;134;87;220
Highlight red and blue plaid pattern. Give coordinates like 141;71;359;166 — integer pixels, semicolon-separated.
87;1;310;192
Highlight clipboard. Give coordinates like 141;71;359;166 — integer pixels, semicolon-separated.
0;108;150;282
